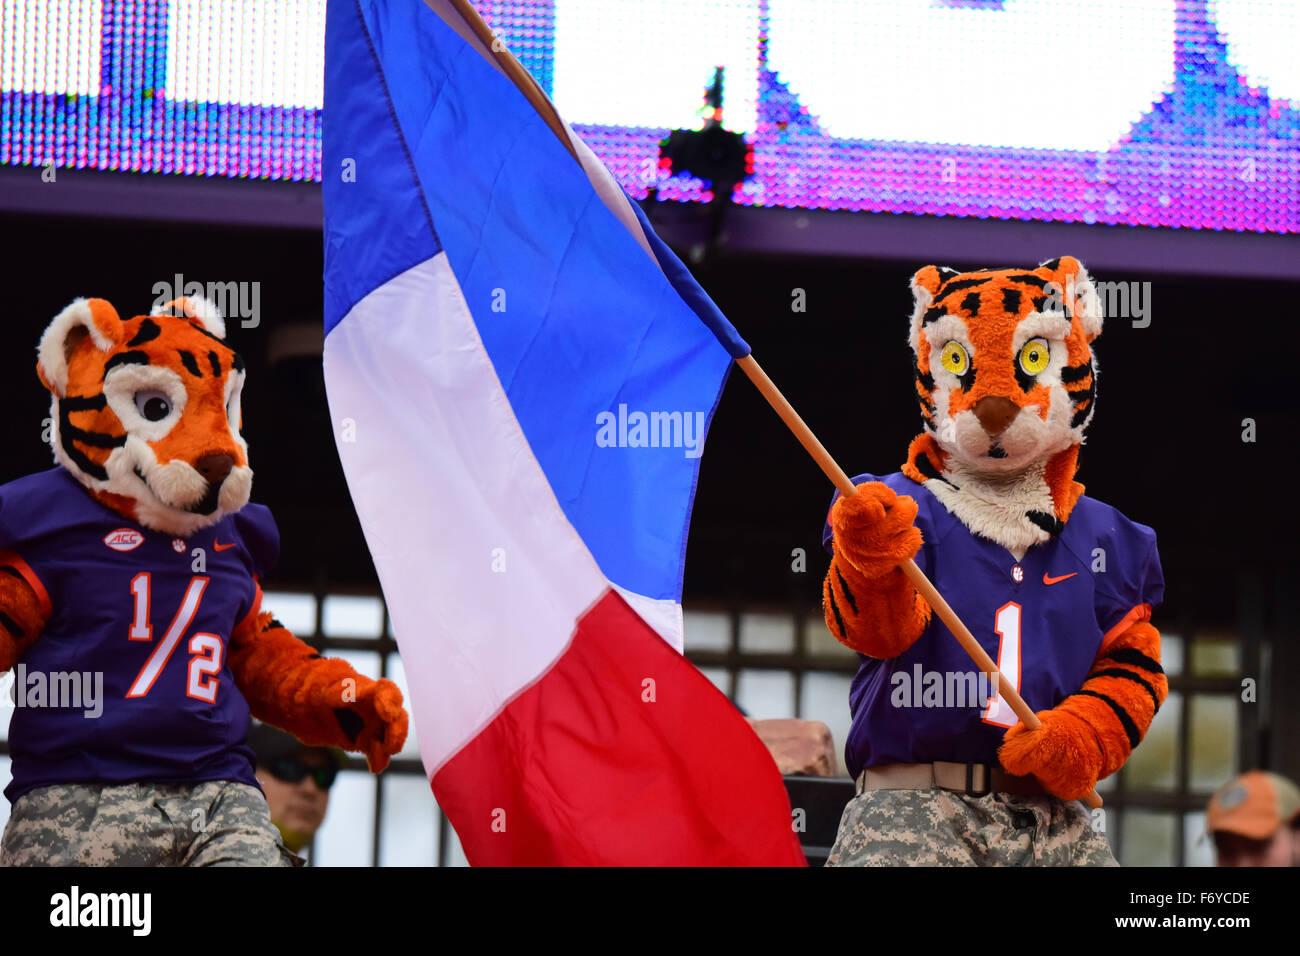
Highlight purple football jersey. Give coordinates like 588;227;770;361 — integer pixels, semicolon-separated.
1;468;275;802
822;472;1163;780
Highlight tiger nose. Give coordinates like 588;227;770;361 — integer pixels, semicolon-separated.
195;453;234;484
973;396;1020;436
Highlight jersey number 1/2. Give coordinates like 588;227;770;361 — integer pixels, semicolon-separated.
126;574;224;703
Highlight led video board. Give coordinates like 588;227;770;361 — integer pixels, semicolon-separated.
2;0;1297;233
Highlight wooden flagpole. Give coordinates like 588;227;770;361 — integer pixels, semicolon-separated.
445;0;1102;810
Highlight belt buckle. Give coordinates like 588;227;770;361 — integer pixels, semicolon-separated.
964;762;992;798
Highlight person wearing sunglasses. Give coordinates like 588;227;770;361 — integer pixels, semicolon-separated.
247;721;343;857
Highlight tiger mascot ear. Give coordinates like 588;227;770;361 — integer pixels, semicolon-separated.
1040;255;1103;343
37;298;127;397
151;295;227;339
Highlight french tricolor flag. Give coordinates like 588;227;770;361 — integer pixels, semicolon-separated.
321;0;805;866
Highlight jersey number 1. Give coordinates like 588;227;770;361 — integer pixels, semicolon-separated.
982;601;1021;728
126;575;224;703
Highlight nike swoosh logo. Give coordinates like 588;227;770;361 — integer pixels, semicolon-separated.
213;540;237;552
1043;571;1078;586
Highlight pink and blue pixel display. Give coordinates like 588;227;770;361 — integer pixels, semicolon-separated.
1;0;1296;233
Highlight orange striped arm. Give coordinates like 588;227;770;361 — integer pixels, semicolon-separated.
229;591;409;772
823;553;931;658
0;551;52;673
1072;613;1167;777
1000;609;1166;799
822;481;929;658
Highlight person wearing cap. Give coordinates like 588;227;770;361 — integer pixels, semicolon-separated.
247;721;343;856
1207;770;1300;867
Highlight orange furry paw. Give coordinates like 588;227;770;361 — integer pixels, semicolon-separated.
829;482;922;579
335;679;409;773
998;706;1104;801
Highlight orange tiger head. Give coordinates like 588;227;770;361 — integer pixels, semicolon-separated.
908;256;1103;474
36;296;252;536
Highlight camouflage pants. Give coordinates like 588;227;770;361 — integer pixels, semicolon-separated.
827;788;1118;867
0;780;303;867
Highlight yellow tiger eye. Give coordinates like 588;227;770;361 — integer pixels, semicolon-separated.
1019;338;1050;375
939;341;969;376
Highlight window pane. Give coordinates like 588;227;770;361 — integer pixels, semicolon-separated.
697;666;730;697
1159;634;1183;676
382;655;421;759
1121;809;1175;867
262;591;316;636
1189;695;1237;793
806;612;859;661
798;671;853;777
735;670;794;719
683;610;731;652
312;770;375;867
1124;690;1180;790
329;650;381;682
1190;637;1239;677
322;595;384;639
380;773;437;866
739;613;793;654
1183;811;1216;868
444;818;471;867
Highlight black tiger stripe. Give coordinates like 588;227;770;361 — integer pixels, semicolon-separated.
232;353;245;373
58;402;122;479
1026;510;1065;535
1003;274;1048;287
307;652;322;660
0;610;24;639
60;393;108;411
1060;361;1092;383
178;350;202;377
827;589;848;640
934;277;987;298
1102;647;1165;675
1069;378;1095;428
913;449;946;483
913;357;935;393
1089;667;1160;711
1002;288;1021;314
103;351;150;377
1075;689;1141;748
61;423;126;448
922;305;948;326
263;617;286;633
208;350;222;376
190;323;228;346
1014;363;1036;394
960;291;982;315
126;319;161;346
1040;257;1062;271
834;562;858;615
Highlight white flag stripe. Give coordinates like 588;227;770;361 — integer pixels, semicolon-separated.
324;254;612;776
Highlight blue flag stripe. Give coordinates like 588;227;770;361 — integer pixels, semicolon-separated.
324;0;739;603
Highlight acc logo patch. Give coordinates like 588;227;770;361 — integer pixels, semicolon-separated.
104;529;145;552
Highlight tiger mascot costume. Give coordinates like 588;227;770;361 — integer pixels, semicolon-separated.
822;257;1165;867
0;296;408;866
